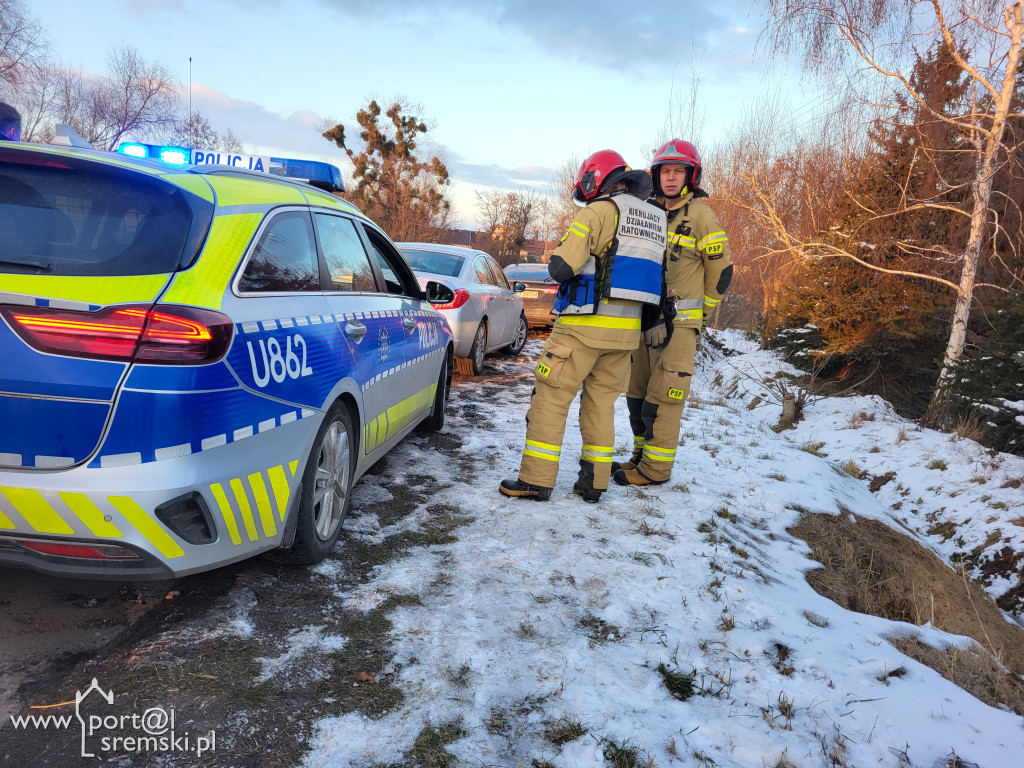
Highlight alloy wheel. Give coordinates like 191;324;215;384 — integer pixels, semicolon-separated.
312;421;350;541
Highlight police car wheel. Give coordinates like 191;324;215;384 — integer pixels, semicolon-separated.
502;314;528;355
455;321;487;376
285;403;354;564
418;349;451;432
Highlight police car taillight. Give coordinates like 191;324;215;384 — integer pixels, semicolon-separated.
431;289;470;310
1;304;233;365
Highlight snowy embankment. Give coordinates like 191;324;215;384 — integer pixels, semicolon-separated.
303;331;1024;768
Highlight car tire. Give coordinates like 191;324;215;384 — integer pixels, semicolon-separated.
417;348;452;432
279;402;354;565
502;314;528;355
455;321;487;376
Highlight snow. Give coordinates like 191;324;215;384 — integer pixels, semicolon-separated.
255;626;347;682
300;331;1024;767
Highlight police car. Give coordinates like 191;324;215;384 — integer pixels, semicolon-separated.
0;134;455;579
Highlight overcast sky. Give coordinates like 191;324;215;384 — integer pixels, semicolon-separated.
32;0;819;227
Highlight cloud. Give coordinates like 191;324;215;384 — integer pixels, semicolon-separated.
119;0;185;18
312;0;751;72
182;83;351;164
446;154;556;190
178;85;552;196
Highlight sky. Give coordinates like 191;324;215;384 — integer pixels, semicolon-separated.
30;0;818;226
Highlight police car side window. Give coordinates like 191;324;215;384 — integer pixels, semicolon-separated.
315;214;378;293
361;226;420;297
239;211;319;293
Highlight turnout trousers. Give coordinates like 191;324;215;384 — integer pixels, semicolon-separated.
517;331;632;491
625;326;699;482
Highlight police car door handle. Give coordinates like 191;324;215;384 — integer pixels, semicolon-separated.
344;321;368;343
402;316;417;331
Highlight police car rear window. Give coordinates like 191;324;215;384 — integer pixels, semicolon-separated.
0;150;211;277
400;249;465;278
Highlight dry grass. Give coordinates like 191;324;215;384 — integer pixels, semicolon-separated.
889;635;1024;716
789;512;1024;713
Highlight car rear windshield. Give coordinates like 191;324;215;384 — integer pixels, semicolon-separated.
0;150;213;276
508;264;552;281
400;249;465;278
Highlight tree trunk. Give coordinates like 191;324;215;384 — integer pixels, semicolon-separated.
928;5;1023;422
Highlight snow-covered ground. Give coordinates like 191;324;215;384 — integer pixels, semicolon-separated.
296;331;1023;768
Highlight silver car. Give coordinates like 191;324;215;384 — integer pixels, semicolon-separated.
397;243;528;375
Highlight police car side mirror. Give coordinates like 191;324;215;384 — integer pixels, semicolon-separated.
513;282;526;293
425;280;455;305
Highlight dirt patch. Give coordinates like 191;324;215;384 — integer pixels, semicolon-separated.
789;512;1024;709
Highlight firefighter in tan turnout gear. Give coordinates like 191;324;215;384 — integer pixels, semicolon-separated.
500;150;667;502
613;139;733;486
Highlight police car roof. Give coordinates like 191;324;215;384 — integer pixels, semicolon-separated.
6;142;363;215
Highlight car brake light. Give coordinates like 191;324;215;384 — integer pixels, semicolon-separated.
19;540;142;560
1;304;233;365
432;288;470;310
543;285;559;294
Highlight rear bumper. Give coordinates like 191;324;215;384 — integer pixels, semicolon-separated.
0;535;173;580
437;308;480;358
0;417;318;580
520;297;556;327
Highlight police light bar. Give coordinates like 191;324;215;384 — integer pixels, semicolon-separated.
116;142;345;192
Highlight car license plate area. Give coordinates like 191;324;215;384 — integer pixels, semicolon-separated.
519;290;539;299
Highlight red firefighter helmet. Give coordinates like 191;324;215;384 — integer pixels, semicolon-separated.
651;139;702;197
572;149;651;203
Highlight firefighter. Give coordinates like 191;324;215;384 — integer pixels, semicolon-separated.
500;150;667;502
613;139;733;486
0;103;21;142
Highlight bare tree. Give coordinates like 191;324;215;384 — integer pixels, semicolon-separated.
9;60;60;142
0;0;44;90
712;92;861;331
648;44;707;156
475;187;542;266
220;127;244;154
28;46;180;150
165;110;245;153
761;0;1024;416
546;155;581;242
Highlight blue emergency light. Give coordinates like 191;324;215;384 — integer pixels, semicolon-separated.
115;142;345;192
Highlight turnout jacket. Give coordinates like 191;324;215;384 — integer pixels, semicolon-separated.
547;199;650;351
659;191;733;330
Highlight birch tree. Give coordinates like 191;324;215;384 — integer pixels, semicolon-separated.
761;0;1024;418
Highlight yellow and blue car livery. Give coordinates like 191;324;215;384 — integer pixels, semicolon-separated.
0;140;453;578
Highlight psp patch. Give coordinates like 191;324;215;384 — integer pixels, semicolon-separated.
668;387;686;400
537;362;552;378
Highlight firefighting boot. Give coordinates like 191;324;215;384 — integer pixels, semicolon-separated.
499;477;552;500
611;435;645;474
573;461;603;503
612;466;666;487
